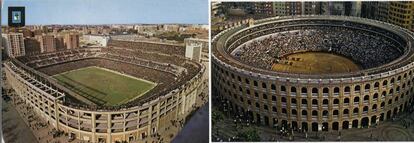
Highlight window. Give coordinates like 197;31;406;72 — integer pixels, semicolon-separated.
344;98;349;104
291;98;297;104
354;96;360;103
260;94;267;100
323;88;329;93
312;99;318;105
302;99;307;105
323;99;328;105
333;99;339;104
271;84;276;90
272;96;277;101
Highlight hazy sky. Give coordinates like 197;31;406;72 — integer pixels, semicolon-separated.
1;0;208;25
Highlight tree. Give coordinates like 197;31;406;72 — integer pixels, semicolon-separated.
237;129;260;141
212;110;224;125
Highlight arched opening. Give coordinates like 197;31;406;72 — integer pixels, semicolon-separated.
383;80;388;86
292;121;298;131
292;109;297;115
352;119;359;128
394;107;398;116
291;98;297;104
333;110;339;115
312;88;318;94
312;99;318;105
312;122;318;132
371;116;377;125
271;84;276;90
374;82;380;88
353;108;359;114
373;93;378;100
343;109;349;115
322;122;329;131
301;87;307;93
334;87;340;93
364;95;369;102
334;99;339;104
333;122;339;130
256;113;261;123
302;110;308;116
302;122;308;132
372;104;377;111
344;98;350;104
281;86;286;92
323;88;329;94
264;116;269;126
302;99;307;105
291;87;297;93
280;108;287;114
363;106;369;112
312;110;318;116
323;99;328;105
354;96;360;103
355;85;361;92
323;110;328;117
282;120;288;129
388;99;392;105
365;84;370;90
386;110;392;119
361;117;369;128
344;86;350;93
380;113;385;121
343;121;349;129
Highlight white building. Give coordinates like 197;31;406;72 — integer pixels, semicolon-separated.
185;38;208;62
82;35;110;47
185;42;202;62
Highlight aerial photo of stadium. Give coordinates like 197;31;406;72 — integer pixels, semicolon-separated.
1;0;209;143
212;1;414;142
4;40;207;143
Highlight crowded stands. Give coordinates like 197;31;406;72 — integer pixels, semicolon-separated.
231;25;404;70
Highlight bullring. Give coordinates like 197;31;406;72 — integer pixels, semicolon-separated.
212;15;414;132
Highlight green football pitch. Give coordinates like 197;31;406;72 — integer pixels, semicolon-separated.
53;66;156;106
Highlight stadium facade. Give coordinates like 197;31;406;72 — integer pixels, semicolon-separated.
212;15;414;132
4;40;206;142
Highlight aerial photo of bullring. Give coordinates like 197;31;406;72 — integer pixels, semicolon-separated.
212;1;414;142
1;0;209;143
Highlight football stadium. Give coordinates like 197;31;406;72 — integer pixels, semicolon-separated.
212;15;414;132
4;40;205;142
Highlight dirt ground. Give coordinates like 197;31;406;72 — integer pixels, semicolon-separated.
272;52;361;74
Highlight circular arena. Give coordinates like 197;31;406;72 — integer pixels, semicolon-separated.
4;40;205;142
212;15;414;132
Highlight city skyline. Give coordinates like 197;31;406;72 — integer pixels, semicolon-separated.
1;0;208;25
